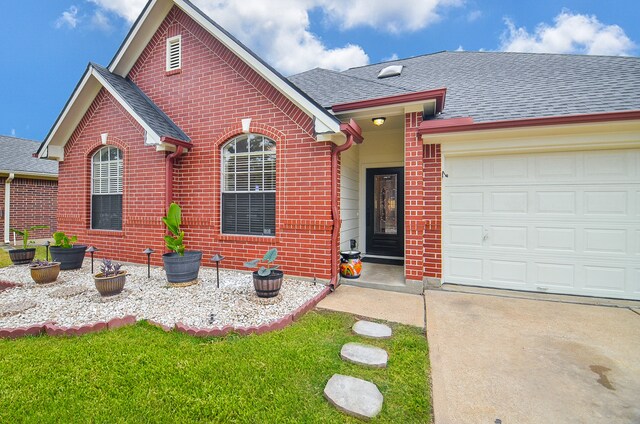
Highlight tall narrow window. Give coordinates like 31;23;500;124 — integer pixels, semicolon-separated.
222;134;275;236
91;146;123;230
166;35;181;71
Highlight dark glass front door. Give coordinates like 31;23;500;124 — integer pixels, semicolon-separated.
366;167;404;258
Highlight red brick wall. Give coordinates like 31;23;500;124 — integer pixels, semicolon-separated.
404;114;443;283
56;6;334;280
0;177;57;242
423;144;442;279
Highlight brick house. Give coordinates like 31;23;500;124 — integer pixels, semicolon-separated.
38;0;639;300
1;135;58;244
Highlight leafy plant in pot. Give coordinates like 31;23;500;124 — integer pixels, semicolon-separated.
29;259;61;284
244;248;283;298
9;225;48;265
161;202;202;284
50;231;87;270
94;258;127;296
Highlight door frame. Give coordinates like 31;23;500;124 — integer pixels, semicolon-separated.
364;166;405;259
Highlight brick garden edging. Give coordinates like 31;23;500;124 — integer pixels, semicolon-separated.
0;285;332;340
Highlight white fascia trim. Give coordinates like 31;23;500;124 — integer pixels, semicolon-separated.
90;68;162;145
0;170;58;180
173;0;340;134
39;68;93;159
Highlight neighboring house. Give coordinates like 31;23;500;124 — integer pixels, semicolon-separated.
1;135;58;244
37;0;640;300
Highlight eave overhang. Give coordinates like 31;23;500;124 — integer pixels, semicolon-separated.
331;88;447;119
38;64;189;161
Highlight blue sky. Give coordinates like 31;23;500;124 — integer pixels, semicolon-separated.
2;0;638;141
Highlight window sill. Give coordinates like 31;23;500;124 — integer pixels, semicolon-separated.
87;229;125;238
219;234;276;244
165;69;182;76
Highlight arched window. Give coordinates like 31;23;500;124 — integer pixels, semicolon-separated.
221;134;275;236
91;146;123;230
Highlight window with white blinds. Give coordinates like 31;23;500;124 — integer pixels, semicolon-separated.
91;146;123;230
221;134;276;236
166;35;181;71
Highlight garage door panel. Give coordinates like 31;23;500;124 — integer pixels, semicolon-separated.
443;149;639;300
535;227;576;252
535;191;576;214
448;225;483;247
491;192;528;213
584;151;631;178
449;192;483;213
534;263;575;287
490;226;527;249
584;229;627;254
584;266;626;292
489;260;527;285
584;191;627;215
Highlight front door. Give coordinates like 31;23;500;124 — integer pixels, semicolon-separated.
366;167;404;259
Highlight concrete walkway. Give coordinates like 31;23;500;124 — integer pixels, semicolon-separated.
316;284;424;327
426;289;640;424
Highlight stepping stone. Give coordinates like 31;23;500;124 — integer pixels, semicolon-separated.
324;374;383;420
353;320;392;339
341;342;388;368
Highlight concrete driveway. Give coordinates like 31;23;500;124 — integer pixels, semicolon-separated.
426;289;640;424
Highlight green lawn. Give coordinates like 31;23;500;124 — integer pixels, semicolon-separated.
0;312;431;423
0;246;48;268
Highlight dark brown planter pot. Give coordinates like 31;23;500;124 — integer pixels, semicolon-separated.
9;248;36;265
252;270;283;298
30;262;61;284
94;272;127;296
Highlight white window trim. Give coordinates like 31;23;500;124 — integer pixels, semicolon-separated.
166;35;182;72
91;146;123;230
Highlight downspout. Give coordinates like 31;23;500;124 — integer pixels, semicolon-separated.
3;173;15;244
165;146;184;209
329;119;363;289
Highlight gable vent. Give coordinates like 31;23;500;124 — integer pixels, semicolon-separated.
377;65;403;79
166;35;182;71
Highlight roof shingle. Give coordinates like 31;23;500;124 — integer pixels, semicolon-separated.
0;135;58;175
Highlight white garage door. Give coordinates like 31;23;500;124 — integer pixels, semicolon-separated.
443;149;640;300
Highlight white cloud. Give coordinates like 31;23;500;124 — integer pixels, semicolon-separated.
55;5;80;29
383;53;399;62
455;45;464;51
320;0;464;33
86;0;462;74
500;10;636;56
91;10;113;31
466;10;482;23
10;129;16;137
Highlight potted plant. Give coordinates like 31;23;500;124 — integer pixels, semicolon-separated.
94;258;127;296
29;259;61;284
161;202;202;283
50;231;87;270
244;248;283;298
8;225;48;265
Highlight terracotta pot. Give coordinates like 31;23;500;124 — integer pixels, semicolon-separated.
9;248;36;265
252;270;283;298
30;262;61;284
94;271;127;296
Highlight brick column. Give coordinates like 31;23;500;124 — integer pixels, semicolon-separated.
423;144;442;283
404;112;424;286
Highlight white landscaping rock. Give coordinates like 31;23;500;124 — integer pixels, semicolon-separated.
341;342;388;368
324;374;383;420
353;320;392;339
0;260;324;329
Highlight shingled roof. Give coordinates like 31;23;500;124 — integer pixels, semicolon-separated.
0;135;57;176
288;51;640;122
90;63;190;143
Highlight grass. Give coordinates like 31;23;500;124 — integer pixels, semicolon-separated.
0;311;431;423
0;245;48;268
